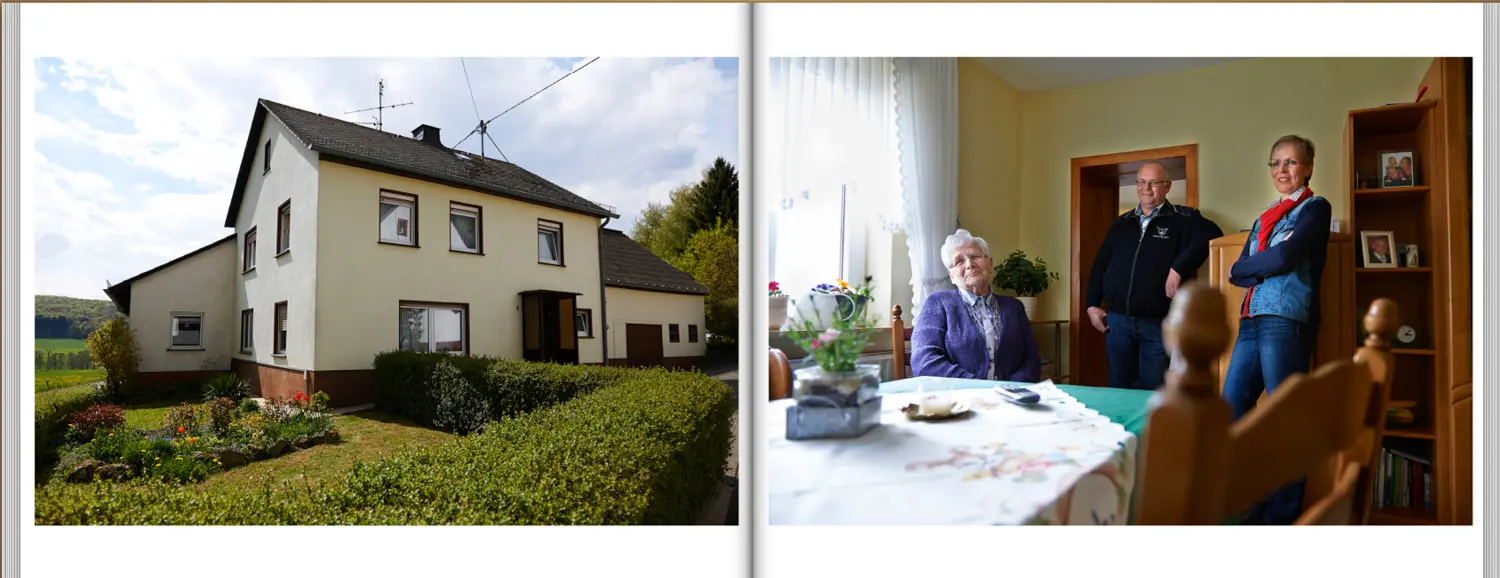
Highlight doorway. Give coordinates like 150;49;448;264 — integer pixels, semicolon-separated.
520;290;581;365
1069;144;1198;388
623;323;665;368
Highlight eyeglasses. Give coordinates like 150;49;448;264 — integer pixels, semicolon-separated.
949;254;990;269
1136;180;1169;188
1267;159;1302;169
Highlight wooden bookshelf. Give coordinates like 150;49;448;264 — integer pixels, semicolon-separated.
1344;57;1472;525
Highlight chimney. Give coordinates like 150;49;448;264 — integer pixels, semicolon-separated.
412;124;442;147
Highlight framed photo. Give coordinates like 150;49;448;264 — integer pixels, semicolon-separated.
1379;150;1415;188
1401;244;1420;267
1361;230;1398;268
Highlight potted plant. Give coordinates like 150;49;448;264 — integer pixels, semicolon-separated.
812;276;874;323
992;249;1059;320
785;278;879;409
769;281;790;331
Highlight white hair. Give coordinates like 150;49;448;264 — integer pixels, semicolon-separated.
940;228;990;268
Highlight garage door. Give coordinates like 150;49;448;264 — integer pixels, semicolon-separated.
624;324;664;368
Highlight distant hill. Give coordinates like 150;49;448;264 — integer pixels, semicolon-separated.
36;295;118;340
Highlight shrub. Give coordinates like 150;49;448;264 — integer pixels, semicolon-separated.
373;351;628;432
65;403;126;444
35;364;736;525
86;318;140;399
430;360;491;435
207;398;237;434
36;386;103;466
238;397;260;415
162;403;202;435
202;373;250;402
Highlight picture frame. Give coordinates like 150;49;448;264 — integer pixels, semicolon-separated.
1378;150;1416;188
1360;230;1398;268
1401;243;1420;268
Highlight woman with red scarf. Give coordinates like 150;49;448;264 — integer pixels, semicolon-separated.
1224;134;1333;525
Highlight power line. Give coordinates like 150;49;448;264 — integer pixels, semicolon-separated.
454;57;601;152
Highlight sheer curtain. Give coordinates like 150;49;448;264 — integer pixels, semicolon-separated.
767;58;899;304
894;58;960;319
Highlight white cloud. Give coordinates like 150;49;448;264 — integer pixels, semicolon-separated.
34;57;738;299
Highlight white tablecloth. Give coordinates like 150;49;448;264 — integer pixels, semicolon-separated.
768;378;1137;525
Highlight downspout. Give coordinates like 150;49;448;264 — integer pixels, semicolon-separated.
598;216;610;366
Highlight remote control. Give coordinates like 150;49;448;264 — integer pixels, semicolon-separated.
994;384;1041;406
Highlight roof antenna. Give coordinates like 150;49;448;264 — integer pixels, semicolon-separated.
345;79;413;132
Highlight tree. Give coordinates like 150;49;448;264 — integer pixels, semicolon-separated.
630;184;697;258
670;222;739;344
86;318;139;399
689;157;738;233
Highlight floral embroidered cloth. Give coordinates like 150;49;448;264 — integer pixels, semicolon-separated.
769;377;1137;525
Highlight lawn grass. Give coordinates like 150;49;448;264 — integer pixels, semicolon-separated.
194;411;455;493
36;338;88;352
35;369;105;393
121;398;210;431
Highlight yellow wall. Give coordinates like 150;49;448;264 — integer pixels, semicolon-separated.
130;239;238;373
314;161;605;369
605;286;708;360
958;57;1432;324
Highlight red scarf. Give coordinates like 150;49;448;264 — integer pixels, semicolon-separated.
1242;188;1315;317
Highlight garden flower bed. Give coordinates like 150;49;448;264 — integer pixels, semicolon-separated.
55;392;338;484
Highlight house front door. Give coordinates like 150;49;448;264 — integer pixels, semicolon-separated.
521;291;580;365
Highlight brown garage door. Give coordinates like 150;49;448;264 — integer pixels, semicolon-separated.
624;324;664;368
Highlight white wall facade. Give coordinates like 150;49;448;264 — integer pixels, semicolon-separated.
313;161;606;370
129;239;238;372
233;115;323;372
605;286;708;360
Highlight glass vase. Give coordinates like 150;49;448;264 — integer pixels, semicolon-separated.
792;363;881;408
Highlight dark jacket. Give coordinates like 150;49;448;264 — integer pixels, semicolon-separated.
1086;202;1224;320
911;290;1041;382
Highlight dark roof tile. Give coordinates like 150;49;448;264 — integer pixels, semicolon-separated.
600;229;709;296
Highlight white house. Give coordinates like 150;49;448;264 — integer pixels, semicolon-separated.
600;229;710;367
104;98;708;405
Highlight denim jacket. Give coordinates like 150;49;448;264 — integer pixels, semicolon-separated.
1228;191;1333;325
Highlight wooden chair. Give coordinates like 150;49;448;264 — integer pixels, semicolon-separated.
769;348;793;401
1133;283;1397;525
891;305;915;380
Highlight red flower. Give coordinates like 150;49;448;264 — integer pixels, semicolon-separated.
177;426;185;433
769;281;780;292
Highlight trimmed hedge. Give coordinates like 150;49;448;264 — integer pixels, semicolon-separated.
373;351;628;434
36;385;103;467
35;365;735;525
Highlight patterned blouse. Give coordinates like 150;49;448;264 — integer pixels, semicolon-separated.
958;287;1004;380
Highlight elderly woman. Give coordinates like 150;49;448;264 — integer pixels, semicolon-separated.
1225;134;1333;525
910;229;1042;382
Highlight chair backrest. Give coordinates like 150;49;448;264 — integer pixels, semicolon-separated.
1133;283;1397;525
769;348;793;401
891;305;915;380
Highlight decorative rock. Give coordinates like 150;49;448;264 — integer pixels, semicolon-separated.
308;433;326;446
217;449;247;468
325;430;340;442
66;459;104;483
96;463;132;481
267;440;289;457
293;436;312;449
247;444;267;460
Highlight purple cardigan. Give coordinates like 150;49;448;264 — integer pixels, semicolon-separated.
910;289;1042;382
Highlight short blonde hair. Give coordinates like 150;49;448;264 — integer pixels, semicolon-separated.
940;228;990;268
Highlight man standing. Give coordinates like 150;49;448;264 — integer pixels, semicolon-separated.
1085;161;1223;390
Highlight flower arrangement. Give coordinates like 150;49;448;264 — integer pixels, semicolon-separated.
812;276;874;302
769;281;786;297
786;277;875;373
992;250;1060;297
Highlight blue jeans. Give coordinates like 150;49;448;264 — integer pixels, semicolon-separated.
1222;314;1318;525
1104;313;1168;390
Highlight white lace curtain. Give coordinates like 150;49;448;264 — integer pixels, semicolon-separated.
894;58;960;319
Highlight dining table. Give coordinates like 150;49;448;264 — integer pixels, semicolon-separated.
768;376;1155;525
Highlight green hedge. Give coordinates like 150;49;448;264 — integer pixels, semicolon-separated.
35;366;735;525
36;385;103;467
373;351;628;434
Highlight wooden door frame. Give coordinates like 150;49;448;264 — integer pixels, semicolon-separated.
1069;143;1199;386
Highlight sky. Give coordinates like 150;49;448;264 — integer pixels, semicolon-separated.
32;57;739;300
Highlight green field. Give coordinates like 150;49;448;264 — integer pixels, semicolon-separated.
35;338;100;392
36;338;88;352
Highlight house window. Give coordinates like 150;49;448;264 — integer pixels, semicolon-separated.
669;323;681;343
242;227;257;273
450;202;481;254
537;219;563;265
399;302;468;354
276;201;291;254
379;190;418;246
689;324;699;343
170;313;203;349
240;309;253;353
263;139;272;174
273;301;288;356
575;309;593;338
